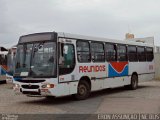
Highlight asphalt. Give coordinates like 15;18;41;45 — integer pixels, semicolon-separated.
0;80;160;115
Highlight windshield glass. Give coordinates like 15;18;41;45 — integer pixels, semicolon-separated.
15;44;32;76
15;42;56;77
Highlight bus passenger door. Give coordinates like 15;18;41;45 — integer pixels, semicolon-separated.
58;41;76;95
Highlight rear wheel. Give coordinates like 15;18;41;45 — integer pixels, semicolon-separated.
130;74;138;90
75;80;91;100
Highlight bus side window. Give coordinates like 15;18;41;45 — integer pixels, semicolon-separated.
105;43;116;62
91;42;105;62
59;43;75;75
146;47;153;61
117;44;127;61
137;46;146;62
76;41;91;62
128;45;138;62
0;54;7;65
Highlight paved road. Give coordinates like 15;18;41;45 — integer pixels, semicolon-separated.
0;80;160;114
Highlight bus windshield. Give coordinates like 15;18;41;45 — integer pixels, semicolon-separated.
15;42;56;77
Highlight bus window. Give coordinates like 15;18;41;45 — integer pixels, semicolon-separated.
128;45;137;62
146;47;153;61
91;42;105;62
137;46;146;62
59;44;75;75
117;45;127;61
0;54;7;65
105;43;116;61
76;41;91;62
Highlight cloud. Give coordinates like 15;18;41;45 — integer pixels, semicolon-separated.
1;0;160;47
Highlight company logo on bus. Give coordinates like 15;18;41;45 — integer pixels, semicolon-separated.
79;65;106;73
108;62;128;77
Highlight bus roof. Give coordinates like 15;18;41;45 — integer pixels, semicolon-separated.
18;32;154;47
58;32;154;47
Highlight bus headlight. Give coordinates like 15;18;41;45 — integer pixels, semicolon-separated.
41;84;54;88
46;84;54;88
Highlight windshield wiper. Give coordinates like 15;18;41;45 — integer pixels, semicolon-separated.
33;42;44;57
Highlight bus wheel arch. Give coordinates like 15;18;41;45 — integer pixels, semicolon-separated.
130;72;138;90
79;76;91;89
74;76;91;100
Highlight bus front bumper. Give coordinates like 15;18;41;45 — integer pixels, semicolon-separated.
13;83;54;96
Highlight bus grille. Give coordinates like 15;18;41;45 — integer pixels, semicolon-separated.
21;85;39;89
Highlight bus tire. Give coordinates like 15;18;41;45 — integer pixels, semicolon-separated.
75;80;91;100
130;74;138;90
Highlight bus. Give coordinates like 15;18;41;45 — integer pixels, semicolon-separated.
13;32;154;100
6;46;17;83
0;47;8;83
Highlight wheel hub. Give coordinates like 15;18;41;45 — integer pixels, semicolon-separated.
79;85;86;95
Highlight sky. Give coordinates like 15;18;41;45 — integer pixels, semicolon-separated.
1;0;160;48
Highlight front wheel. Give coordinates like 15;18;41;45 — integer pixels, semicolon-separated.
74;80;91;100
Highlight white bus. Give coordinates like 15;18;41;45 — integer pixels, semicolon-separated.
6;46;17;83
13;32;154;100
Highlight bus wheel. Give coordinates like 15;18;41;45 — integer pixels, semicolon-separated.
75;80;91;100
130;74;138;90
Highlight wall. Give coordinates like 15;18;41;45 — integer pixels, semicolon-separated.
154;53;160;80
